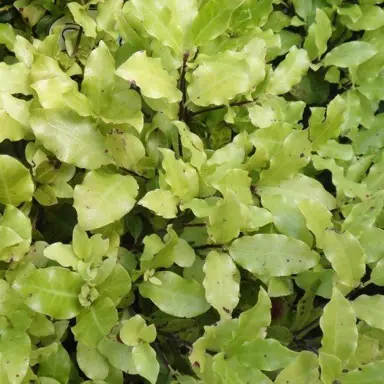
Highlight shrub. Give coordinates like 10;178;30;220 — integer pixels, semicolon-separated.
0;0;384;383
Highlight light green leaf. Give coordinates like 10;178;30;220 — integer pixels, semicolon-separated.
97;264;132;305
341;5;384;31
275;351;319;384
139;189;178;219
0;155;34;206
38;344;70;384
213;353;272;384
0;62;31;95
72;297;118;347
207;190;246;244
130;0;183;54
352;295;384;331
359;227;384;263
266;47;310;95
160;149;199;202
116;51;182;103
30;109;111;170
13;266;83;319
132;343;159;384
232;287;271;346
323;41;378;67
96;0;123;38
298;199;333;248
192;0;244;46
320;288;358;364
0;23;16;51
0;329;30;384
120;315;156;346
339;361;384;383
82;41;115;114
44;243;78;269
342;193;384;237
319;353;342;384
72;225;91;261
229;234;320;277
259;130;311;185
310;95;347;149
262;195;313;246
68;2;97;38
98;338;136;374
73;169;138;231
203;251;240;319
304;9;332;61
77;343;109;381
322;230;366;288
258;174;336;210
231;339;297;371
139;271;210;318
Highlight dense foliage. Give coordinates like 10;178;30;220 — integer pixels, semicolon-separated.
1;0;384;383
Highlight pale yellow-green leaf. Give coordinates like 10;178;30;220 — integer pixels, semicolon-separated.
203;251;240;319
139;189;178;219
352;295;384;331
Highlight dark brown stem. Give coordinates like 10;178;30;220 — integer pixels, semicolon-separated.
192;244;225;251
72;27;83;58
188;99;257;118
178;51;190;122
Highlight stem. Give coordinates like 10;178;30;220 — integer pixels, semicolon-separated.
192;244;225;251
188;99;257;118
294;316;321;341
121;169;150;181
71;27;83;58
178;52;190;122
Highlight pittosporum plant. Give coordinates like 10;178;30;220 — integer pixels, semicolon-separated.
0;0;384;383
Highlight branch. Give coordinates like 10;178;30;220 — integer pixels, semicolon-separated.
178;51;190;121
192;244;225;251
71;27;83;58
187;99;257;118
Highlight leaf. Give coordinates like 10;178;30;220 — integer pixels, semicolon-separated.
77;343;109;381
212;353;272;384
130;0;183;54
0;155;34;206
339;361;384;384
30;109;111;170
38;344;70;384
120;315;156;347
0;23;16;51
132;343;159;384
228;234;320;277
231;339;297;371
160;148;199;202
208;190;246;244
0;62;31;95
341;5;384;31
105;129;145;167
323;41;378;67
266;47;310;95
298;199;333;248
72;297;118;347
257;173;336;210
139;189;178;219
259;130;311;185
139;271;210;318
73;169;138;231
116;51;182;103
203;251;240;319
232;287;271;346
0;329;30;384
342;193;384;237
192;0;244;46
320;288;358;364
82;41;115;115
304;9;332;61
68;2;97;38
13;266;83;319
322;230;366;288
352;295;384;331
44;243;78;269
274;351;319;384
